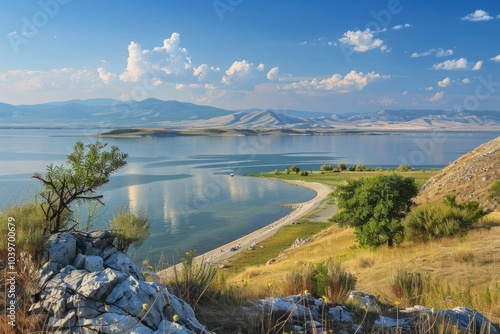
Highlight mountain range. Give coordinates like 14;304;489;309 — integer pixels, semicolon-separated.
1;98;499;131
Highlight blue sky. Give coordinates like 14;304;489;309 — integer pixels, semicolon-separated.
1;0;499;113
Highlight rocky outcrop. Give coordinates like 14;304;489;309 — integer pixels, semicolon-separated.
30;232;208;334
251;291;499;334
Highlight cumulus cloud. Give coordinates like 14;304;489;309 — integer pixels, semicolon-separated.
490;55;500;62
339;29;387;52
462;78;471;84
192;64;220;82
426;91;445;102
461;10;494;22
221;60;268;90
119;32;192;83
437;77;451;88
425;86;434;91
97;67;116;84
281;70;390;93
432;58;469;70
392;23;412;30
266;67;279;81
472;60;483;71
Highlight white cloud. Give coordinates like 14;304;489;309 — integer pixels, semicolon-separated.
432;58;469;70
425;86;434;91
0;68;99;92
402;90;408;96
281;70;390;93
437;77;451;88
119;32;192;83
426;91;445;102
221;60;269;90
436;49;454;57
412;48;454;58
266;67;279;81
461;9;494;22
472;60;483;71
490;55;500;62
192;64;220;82
97;67;116;84
393;23;412;30
339;29;386;52
462;78;471;84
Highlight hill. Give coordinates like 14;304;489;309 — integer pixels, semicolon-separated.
1;98;500;130
416;136;500;210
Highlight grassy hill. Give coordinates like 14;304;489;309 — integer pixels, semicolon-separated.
217;163;500;324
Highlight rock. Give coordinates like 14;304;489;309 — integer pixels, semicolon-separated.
348;290;381;313
45;233;77;267
83;255;104;272
32;232;209;334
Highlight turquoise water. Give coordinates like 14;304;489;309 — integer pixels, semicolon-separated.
0;129;497;263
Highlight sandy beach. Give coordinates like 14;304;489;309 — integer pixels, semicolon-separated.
157;179;332;278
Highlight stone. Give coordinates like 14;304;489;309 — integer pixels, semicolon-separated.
153;320;192;334
37;261;62;289
45;233;77;267
84;255;104;272
73;253;86;269
77;268;127;300
104;251;144;280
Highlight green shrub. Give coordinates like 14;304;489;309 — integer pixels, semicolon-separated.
396;164;412;172
354;164;366;172
0;202;48;266
273;169;281;175
391;268;424;305
288;165;300;174
348;165;356;171
337;163;347;171
110;209;150;252
300;170;309;176
282;260;356;303
320;164;333;172
403;202;484;242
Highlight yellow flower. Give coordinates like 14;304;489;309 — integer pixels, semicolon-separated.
173;314;180;322
267;283;273;288
147;265;153;271
303;290;309;295
142;303;149;311
395;301;400;306
99;317;104;322
142;259;149;265
431;307;435;314
75;298;81;303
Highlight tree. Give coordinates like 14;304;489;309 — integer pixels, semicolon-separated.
337;163;347;171
331;174;418;247
288;165;300;174
320;164;333;172
33;141;128;233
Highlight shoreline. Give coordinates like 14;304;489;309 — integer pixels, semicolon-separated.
157;179;332;278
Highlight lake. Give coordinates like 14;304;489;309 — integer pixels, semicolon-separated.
0;129;498;264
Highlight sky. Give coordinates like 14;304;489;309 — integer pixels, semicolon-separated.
1;0;500;113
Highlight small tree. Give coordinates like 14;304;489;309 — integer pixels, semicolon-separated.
32;141;128;233
337;163;347;171
320;164;333;172
288;165;300;174
331;174;418;247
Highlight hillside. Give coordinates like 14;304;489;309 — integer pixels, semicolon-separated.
1;98;500;130
416;136;500;210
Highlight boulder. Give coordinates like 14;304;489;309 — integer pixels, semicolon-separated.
30;232;209;334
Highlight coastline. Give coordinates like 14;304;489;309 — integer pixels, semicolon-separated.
157;179;332;278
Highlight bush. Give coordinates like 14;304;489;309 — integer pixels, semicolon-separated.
337;163;347;171
273;169;281;175
288;165;300;174
282;260;356;303
391;268;424;305
0;202;48;266
403;202;484;242
111;209;150;252
354;164;366;172
320;164;333;172
300;170;309;176
396;164;412;172
348;165;356;171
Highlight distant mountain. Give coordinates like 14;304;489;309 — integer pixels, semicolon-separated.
0;99;499;130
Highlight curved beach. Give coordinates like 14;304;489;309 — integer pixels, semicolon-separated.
158;179;332;277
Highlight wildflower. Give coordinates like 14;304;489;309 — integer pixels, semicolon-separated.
431;307;435;314
304;289;309;295
267;283;273;289
395;301;400;306
99;317;104;322
173;314;180;322
142;303;149;311
147;265;153;271
75;298;81;304
142;259;149;266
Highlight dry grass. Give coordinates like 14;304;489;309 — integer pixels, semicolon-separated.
223;214;500;323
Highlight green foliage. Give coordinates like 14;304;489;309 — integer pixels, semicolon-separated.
282;260;356;303
403;200;486;242
166;250;219;309
320;164;333;172
376;166;383;171
395;164;412;172
288;165;300;174
331;174;418;247
300;170;309;176
391;268;424;305
110;210;150;252
273;169;281;175
0;202;48;266
337;163;347;171
348;165;356;171
488;180;500;202
354;164;366;172
33;141;128;233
